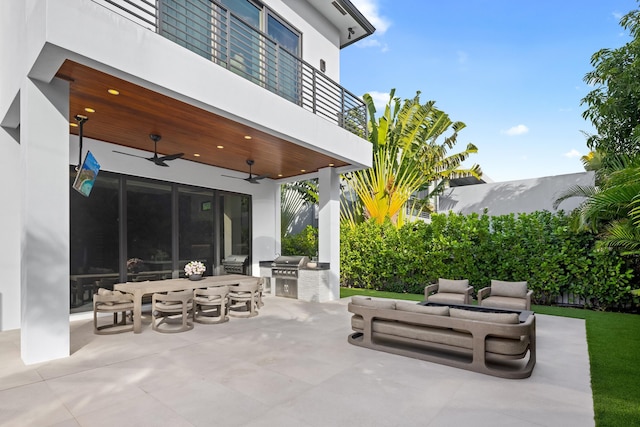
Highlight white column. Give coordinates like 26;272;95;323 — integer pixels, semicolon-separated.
20;77;70;364
318;167;340;301
0;96;21;332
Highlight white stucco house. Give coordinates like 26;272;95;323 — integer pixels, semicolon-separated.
0;0;374;364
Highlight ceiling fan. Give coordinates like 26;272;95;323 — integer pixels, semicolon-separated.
223;159;269;184
113;134;184;167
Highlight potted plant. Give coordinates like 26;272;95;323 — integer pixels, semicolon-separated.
184;261;206;281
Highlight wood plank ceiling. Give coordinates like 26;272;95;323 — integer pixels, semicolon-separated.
57;60;349;179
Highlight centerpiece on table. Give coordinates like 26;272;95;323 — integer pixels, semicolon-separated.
184;261;206;281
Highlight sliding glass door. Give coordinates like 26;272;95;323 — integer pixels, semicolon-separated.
70;171;252;312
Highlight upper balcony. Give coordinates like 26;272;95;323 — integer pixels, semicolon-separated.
96;0;368;138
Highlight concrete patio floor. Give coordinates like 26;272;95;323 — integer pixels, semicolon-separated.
0;295;594;426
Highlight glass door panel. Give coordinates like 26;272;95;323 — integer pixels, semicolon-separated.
219;193;251;273
221;0;262;83
178;187;215;277
266;13;300;103
126;179;173;281
160;0;214;60
69;170;120;310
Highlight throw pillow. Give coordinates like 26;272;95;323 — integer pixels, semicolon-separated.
490;280;528;298
437;278;470;293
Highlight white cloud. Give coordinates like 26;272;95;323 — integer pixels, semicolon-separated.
351;0;391;34
368;91;391;111
502;124;529;136
564;149;582;158
355;38;389;52
613;11;623;20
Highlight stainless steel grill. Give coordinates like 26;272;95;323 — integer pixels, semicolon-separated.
222;254;249;275
272;256;310;299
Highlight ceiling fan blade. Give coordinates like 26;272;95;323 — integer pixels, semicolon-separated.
145;157;169;167
221;174;244;180
158;153;184;161
113;150;148;159
253;174;270;180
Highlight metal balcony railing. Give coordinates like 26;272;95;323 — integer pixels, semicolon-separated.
93;0;368;138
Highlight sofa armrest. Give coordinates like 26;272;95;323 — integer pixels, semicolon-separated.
525;289;533;310
424;283;438;300
477;287;491;305
463;286;474;304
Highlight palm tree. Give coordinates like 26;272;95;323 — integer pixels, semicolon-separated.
281;180;318;237
342;89;481;227
554;153;640;254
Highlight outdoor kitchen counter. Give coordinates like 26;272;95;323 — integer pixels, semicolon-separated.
298;265;331;302
259;260;331;301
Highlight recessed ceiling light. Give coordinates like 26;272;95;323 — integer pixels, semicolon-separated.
107;89;120;95
194;153;201;157
217;145;224;149
329;163;335;167
244;135;252;140
278;174;283;177
300;169;306;173
69;122;78;127
84;107;95;113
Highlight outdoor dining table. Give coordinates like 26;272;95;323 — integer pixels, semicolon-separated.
114;274;258;333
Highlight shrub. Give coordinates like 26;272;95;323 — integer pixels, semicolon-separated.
340;212;635;310
282;225;318;258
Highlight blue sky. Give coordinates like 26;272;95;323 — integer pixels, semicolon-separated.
340;0;639;182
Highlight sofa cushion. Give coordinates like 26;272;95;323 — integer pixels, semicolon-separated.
427;293;467;305
449;308;519;324
374;319;471;348
481;296;528;311
490;280;528;298
351;296;396;310
396;301;450;316
437;279;469;293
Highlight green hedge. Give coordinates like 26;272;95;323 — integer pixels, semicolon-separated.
282;225;318;258
340;211;636;310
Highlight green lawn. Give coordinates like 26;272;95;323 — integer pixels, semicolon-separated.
340;288;640;426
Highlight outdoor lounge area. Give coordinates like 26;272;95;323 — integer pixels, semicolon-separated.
0;295;594;426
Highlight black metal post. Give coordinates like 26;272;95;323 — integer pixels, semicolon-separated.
74;114;88;170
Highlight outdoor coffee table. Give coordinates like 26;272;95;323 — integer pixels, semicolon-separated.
419;301;534;323
115;274;258;333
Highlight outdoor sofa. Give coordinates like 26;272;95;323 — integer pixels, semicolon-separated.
347;296;536;379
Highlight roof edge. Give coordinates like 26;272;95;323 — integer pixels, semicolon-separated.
337;0;376;48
